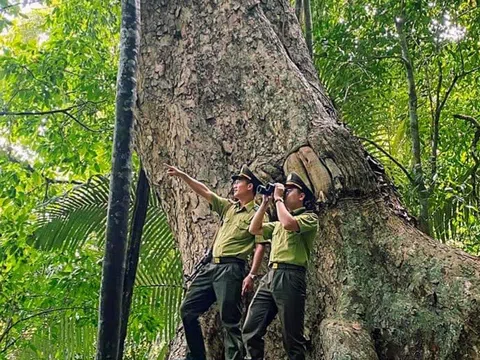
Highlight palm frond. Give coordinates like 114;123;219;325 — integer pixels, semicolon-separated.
30;174;184;359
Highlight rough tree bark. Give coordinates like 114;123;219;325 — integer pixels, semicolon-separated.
134;1;480;359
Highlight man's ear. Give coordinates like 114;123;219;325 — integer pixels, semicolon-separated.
299;192;306;202
247;182;254;191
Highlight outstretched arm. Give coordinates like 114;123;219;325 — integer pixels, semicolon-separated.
165;163;213;203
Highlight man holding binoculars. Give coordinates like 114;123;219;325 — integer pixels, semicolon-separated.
165;164;268;360
243;173;318;360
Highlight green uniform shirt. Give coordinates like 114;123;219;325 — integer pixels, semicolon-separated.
262;207;318;268
211;193;267;260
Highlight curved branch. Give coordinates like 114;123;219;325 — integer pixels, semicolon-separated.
0;101;108;132
358;136;414;183
63;111;102;132
0;108;74;116
453;114;480;128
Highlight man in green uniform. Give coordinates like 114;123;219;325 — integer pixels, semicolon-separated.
165;164;268;360
242;172;318;360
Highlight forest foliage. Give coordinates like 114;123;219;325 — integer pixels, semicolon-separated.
0;0;478;357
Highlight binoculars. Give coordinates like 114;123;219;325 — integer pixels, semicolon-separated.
257;183;275;196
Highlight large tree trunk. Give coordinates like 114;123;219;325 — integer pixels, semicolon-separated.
134;0;480;359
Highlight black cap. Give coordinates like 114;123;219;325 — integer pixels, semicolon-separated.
285;172;315;200
232;164;263;189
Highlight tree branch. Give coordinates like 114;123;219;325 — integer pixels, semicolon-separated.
46;178;83;185
0;335;21;355
439;67;480;115
453;114;480;129
0;3;21;12
0;107;78;116
63;110;101;132
358;136;414;184
0;101;108;132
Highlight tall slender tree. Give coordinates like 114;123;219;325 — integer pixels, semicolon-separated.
96;0;140;358
395;13;430;235
118;168;150;360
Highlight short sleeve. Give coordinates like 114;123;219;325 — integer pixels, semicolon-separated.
295;212;319;234
210;192;232;218
262;221;277;240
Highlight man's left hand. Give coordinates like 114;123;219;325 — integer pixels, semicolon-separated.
242;275;254;296
274;183;285;201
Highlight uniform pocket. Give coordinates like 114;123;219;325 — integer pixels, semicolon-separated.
289;271;307;296
237;219;250;230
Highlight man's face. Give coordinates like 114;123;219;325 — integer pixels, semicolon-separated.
232;178;253;199
284;185;304;210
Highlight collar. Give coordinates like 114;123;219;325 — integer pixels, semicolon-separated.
290;206;306;216
235;199;256;212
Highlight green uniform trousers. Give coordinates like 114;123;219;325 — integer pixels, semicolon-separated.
242;267;307;360
181;261;246;360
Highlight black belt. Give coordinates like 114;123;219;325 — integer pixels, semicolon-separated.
213;256;245;265
269;262;306;272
